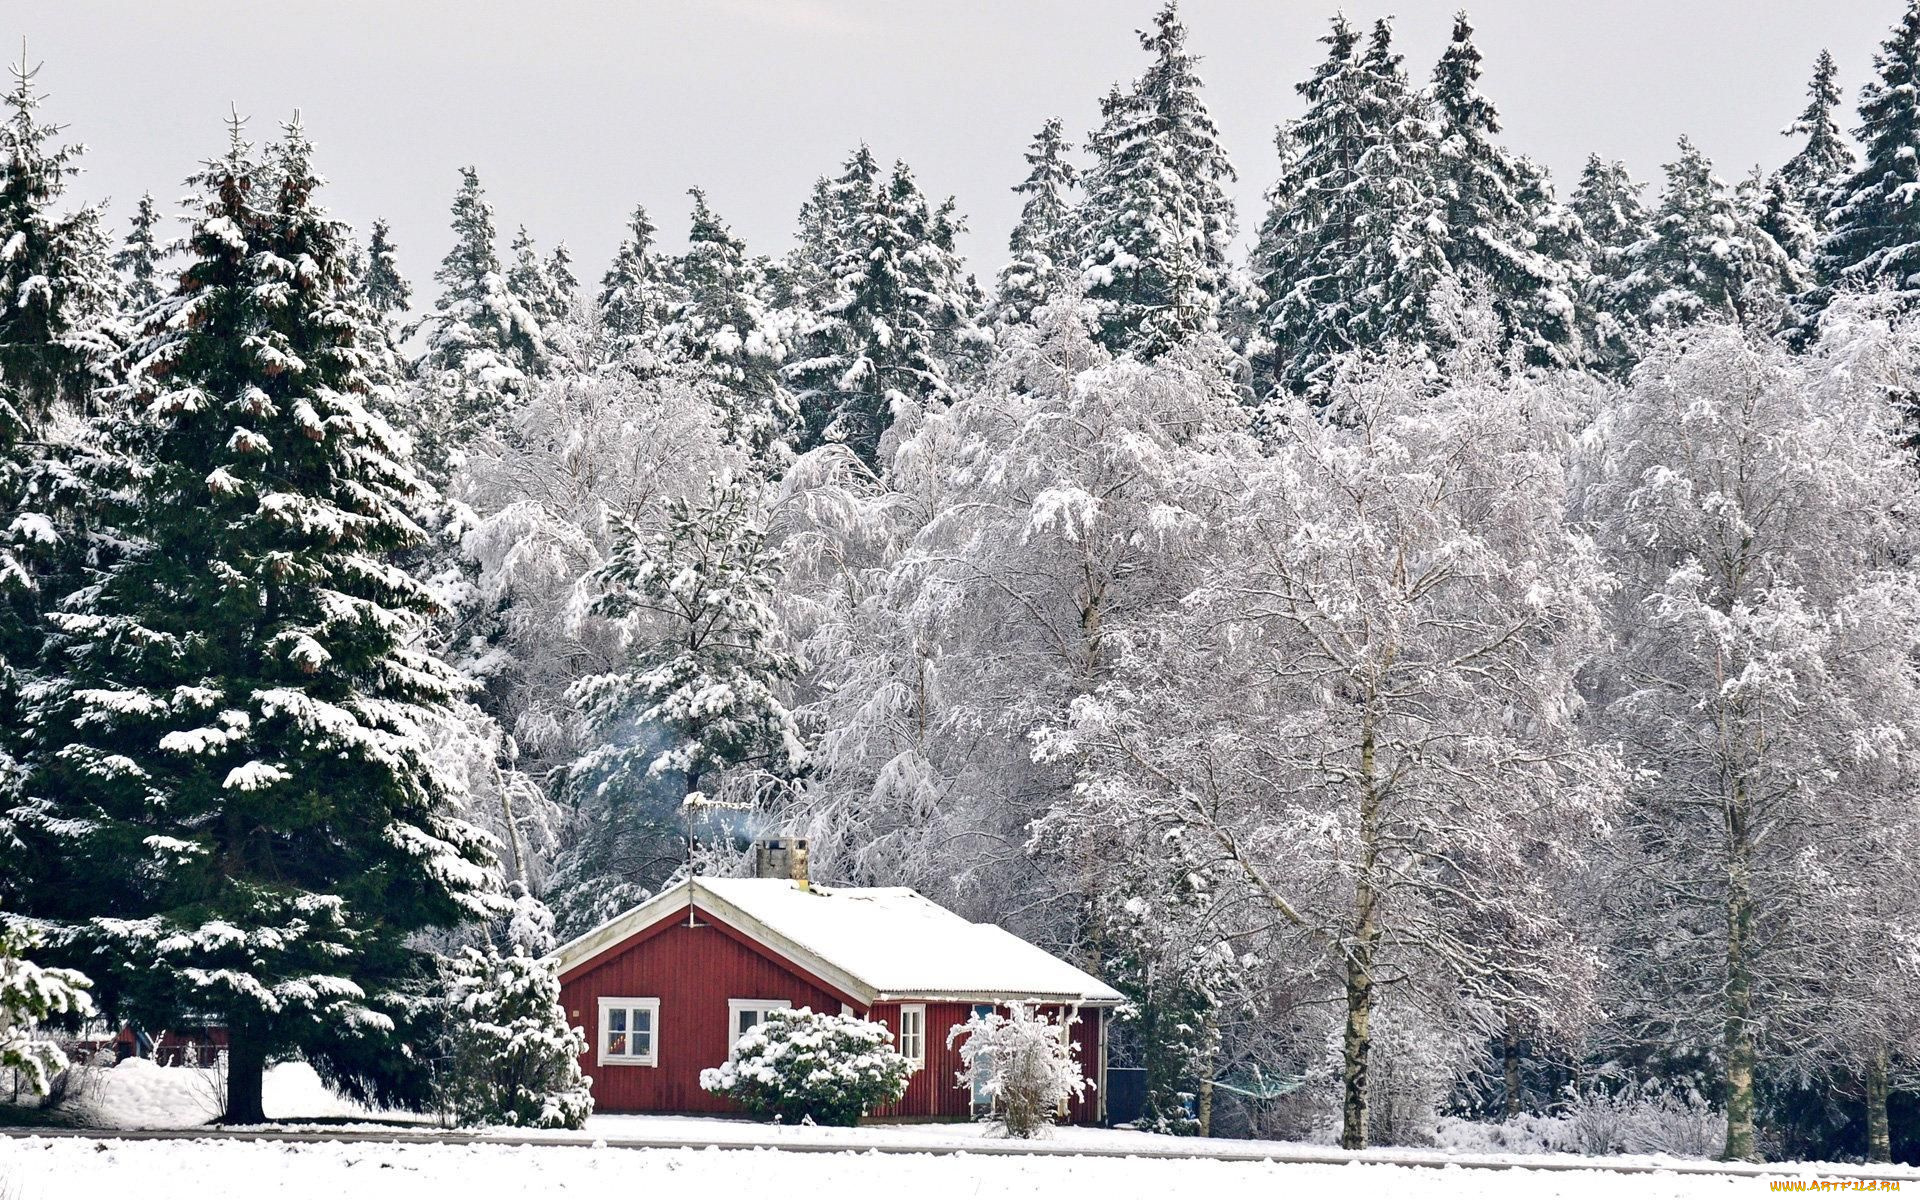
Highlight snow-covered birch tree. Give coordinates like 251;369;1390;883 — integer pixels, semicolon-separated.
1576;314;1920;1162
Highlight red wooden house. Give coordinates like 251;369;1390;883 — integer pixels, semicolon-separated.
550;840;1124;1123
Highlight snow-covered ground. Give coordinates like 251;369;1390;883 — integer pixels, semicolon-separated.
50;1059;383;1129
0;1136;1895;1200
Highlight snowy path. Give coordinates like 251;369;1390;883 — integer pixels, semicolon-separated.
0;1135;1912;1200
4;1121;1916;1183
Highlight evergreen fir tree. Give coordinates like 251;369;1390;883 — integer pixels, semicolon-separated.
1615;136;1794;332
420;167;546;450
358;217;411;321
1568;154;1652;373
1812;3;1920;319
662;188;791;454
1778;49;1854;229
0;52;117;417
1255;16;1453;395
17;118;501;1123
1426;12;1577;366
506;225;554;324
990;117;1080;330
787;160;979;467
596;202;673;375
111;191;170;314
545;242;579;323
1077;2;1238;358
0;50;119;851
784;145;881;315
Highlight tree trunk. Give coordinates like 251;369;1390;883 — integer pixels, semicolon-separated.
224;1028;267;1125
1866;1047;1891;1165
1721;787;1760;1163
1341;717;1382;1152
1503;1011;1522;1120
1196;1008;1219;1137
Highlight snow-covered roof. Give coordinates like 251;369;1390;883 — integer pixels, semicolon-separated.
552;877;1125;1007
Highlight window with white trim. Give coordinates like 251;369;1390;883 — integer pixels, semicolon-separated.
727;999;791;1043
598;997;660;1066
897;1003;926;1070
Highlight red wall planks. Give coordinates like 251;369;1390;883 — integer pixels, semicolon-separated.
558;904;851;1114
558;903;1109;1124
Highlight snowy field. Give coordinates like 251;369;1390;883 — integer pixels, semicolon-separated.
0;1136;1896;1200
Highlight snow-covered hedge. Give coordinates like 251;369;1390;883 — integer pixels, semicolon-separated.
949;1002;1087;1138
699;1008;911;1126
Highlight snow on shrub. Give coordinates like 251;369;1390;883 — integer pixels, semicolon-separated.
1;926;94;1095
699;1007;911;1126
949;1002;1087;1138
437;934;592;1129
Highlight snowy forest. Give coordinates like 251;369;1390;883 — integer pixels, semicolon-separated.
6;0;1920;1167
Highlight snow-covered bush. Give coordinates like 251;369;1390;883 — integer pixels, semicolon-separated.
1559;1080;1725;1158
1429;1080;1726;1160
0;927;93;1096
436;918;592;1129
949;1003;1088;1138
699;1008;911;1126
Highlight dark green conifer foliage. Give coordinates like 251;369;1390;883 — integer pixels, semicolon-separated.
991;118;1080;330
1812;4;1920;320
19;118;500;1123
1077;2;1237;358
597;203;673;375
112;192;170;314
1255;17;1451;395
1778;49;1854;230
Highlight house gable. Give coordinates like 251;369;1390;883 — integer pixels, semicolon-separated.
558;903;862;1114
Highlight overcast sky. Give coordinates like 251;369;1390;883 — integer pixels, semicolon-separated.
11;1;1906;305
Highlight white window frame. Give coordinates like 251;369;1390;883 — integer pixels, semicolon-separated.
597;996;660;1067
727;998;791;1046
898;1003;926;1071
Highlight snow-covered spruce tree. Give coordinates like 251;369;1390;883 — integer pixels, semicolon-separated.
1568;154;1653;374
1076;2;1237;359
0;53;119;416
699;1008;911;1126
661;188;792;457
1039;340;1615;1151
1576;319;1920;1163
0;925;93;1095
0;51;120;880
1426;12;1578;367
596;202;674;376
111;191;171;314
435;888;590;1129
1809;3;1920;324
950;1003;1089;1138
1753;167;1821;285
18;119;502;1124
556;473;805;928
419;167;547;460
990;117;1080;331
1613;137;1794;334
788;159;980;468
783;145;880;316
507;225;559;330
1255;16;1453;396
358;217;411;324
1778;50;1854;234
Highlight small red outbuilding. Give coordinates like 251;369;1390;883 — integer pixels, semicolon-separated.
550;847;1124;1123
